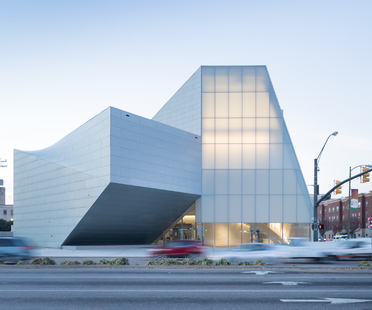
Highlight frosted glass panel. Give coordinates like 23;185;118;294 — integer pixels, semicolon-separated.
202;93;215;118
215;170;228;194
215;119;228;143
270;144;283;169
256;195;269;222
243;67;255;92
202;67;215;92
229;195;242;222
283;169;297;194
283;143;298;169
256;92;270;117
242;118;255;143
242;170;255;194
256;170;269;195
256;67;269;92
202;118;215;143
242;93;255;117
242;195;255;222
229;67;242;92
269;94;282;117
229;144;242;169
229;93;242;117
297;195;312;222
242;144;255;169
202;170;215;194
270;118;283;143
201;195;215;222
270;195;283;222
215;67;228;92
283;195;297;222
215;144;228;169
270;170;282;194
256;118;270;143
229;170;242;194
256;144;269;168
229;118;242;143
215;196;228;222
202;144;214;169
215;93;228;117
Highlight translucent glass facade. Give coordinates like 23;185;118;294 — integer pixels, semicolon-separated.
199;66;312;246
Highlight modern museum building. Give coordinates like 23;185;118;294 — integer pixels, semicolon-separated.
14;66;313;248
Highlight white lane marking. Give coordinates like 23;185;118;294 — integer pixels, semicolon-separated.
264;281;307;286
242;271;279;275
280;298;372;304
0;289;372;294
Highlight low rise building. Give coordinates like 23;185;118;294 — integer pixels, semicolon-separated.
318;191;372;239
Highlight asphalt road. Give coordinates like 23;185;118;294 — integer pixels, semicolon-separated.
1;268;371;310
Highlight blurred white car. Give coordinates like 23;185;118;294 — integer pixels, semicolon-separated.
209;243;284;264
280;238;329;262
328;238;372;261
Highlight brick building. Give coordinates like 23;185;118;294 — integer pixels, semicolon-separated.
318;191;372;240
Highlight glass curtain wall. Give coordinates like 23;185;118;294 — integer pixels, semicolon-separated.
200;66;310;246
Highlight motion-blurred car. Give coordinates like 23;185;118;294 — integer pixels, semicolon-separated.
0;237;34;263
280;238;329;262
328;238;372;261
148;240;207;258
209;243;284;264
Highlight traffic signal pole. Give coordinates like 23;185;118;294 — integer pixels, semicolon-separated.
313;158;319;242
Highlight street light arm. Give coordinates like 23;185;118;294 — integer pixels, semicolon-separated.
317;131;338;164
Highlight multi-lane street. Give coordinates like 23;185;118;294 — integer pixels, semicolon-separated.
1;268;371;309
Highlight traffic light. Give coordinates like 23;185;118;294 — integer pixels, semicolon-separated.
362;167;370;183
318;224;324;230
335;180;342;194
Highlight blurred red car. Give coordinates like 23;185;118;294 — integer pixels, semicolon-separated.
148;240;206;258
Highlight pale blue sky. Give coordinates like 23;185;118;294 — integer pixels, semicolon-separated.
1;0;371;203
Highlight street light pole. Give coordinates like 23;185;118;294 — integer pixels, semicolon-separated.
313;131;338;242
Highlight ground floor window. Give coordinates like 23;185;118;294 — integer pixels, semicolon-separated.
199;222;310;246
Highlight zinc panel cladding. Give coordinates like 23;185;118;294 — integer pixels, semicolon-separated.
152;67;202;135
200;66;312;224
110;107;201;195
